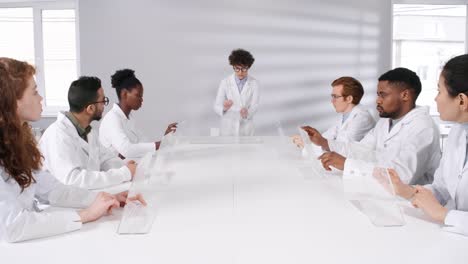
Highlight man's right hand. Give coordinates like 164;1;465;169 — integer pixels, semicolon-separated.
223;99;233;111
301;126;329;151
126;160;137;179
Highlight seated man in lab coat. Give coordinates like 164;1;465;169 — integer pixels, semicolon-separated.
292;76;376;151
40;76;137;189
303;68;441;185
213;49;259;136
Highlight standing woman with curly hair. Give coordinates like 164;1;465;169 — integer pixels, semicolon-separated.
99;69;177;159
0;58;144;242
214;49;260;136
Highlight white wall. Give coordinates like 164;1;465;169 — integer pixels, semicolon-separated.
78;0;391;137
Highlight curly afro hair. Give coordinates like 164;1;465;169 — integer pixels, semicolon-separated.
111;69;142;100
229;49;255;68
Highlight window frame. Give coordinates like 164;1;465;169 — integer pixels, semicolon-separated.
0;0;79;117
391;0;468;117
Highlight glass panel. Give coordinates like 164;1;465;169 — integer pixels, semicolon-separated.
296;127;327;179
298;126;324;158
118;153;160;234
0;8;34;63
220;110;242;136
343;167;405;227
42;9;77;107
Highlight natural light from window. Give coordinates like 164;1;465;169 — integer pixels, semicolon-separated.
42;9;77;107
393;4;467;115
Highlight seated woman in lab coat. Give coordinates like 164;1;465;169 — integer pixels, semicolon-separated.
389;54;468;236
99;69;177;159
39;77;138;190
213;49;260;136
292;76;375;150
0;57;145;242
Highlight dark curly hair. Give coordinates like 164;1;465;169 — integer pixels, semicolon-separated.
111;69;142;100
0;58;42;191
228;49;255;68
441;54;468;97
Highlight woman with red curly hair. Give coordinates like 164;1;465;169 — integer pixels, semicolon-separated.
0;57;144;242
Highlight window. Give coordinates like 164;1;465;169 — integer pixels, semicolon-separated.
392;3;467;115
0;8;34;62
0;1;78;116
42;9;77;107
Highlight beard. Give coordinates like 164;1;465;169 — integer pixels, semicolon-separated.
378;109;399;119
377;105;399;119
92;109;103;121
379;112;394;118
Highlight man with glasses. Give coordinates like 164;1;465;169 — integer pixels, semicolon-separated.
214;49;259;136
292;77;376;153
40;76;137;189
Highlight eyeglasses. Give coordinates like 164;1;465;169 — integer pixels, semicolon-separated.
233;66;249;72
331;94;344;100
90;96;109;106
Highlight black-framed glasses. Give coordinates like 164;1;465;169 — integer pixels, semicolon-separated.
233;66;249;72
90;96;109;106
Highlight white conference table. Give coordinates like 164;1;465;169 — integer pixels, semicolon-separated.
2;136;467;264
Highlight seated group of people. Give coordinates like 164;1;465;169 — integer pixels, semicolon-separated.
0;51;467;243
293;56;468;236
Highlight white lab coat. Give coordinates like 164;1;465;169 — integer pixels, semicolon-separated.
213;74;260;136
425;124;468;236
333;106;441;185
39;112;131;190
322;104;376;143
0;168;96;242
99;103;154;159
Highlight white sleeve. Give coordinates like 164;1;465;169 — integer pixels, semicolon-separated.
247;81;260;119
101;115;154;158
443;210;468;236
34;170;97;208
42;136;131;190
344;125;439;184
99;141;133;171
0;171;94;243
424;154;451;206
0;205;82;243
329;127;376;158
214;80;227;116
